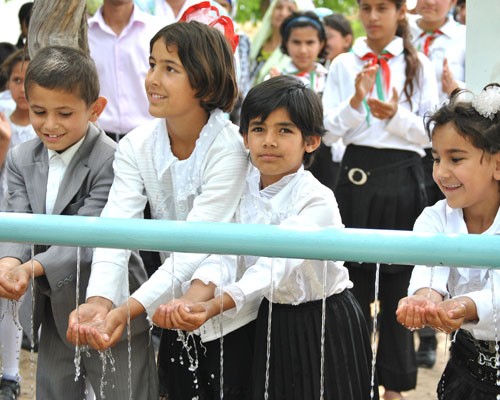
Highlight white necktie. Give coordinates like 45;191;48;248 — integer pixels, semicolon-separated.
46;154;65;214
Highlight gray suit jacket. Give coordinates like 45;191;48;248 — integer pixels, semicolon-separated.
0;123;149;346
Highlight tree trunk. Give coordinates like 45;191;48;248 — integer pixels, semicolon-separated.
28;0;88;58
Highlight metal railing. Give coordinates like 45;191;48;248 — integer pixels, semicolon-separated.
0;212;498;269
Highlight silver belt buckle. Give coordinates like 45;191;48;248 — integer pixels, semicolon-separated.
347;167;369;185
478;352;499;369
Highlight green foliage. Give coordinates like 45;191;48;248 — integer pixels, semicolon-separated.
86;0;103;15
235;0;358;23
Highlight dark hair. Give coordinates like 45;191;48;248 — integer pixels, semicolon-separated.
323;13;353;39
425;85;500;155
280;11;327;59
1;48;30;80
18;2;33;26
150;21;238;113
25;46;100;106
358;0;420;107
240;75;325;167
0;43;17;90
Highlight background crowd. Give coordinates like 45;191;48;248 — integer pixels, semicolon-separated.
1;2;491;400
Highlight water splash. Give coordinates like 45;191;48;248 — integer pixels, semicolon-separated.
427;265;435;299
74;247;82;381
171;252;175;304
30;244;36;399
126;277;133;400
219;256;224;400
319;260;328;400
176;331;200;373
489;269;500;392
264;259;274;400
369;263;381;400
98;348;116;399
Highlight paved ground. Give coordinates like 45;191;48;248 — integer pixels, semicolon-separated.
18;332;449;400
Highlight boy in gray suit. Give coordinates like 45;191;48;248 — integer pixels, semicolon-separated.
0;46;158;400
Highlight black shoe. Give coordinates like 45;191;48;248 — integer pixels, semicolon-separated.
416;335;437;368
0;378;20;400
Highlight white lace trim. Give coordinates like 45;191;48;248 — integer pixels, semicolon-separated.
149;110;228;219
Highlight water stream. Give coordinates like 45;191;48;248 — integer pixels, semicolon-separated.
369;263;381;400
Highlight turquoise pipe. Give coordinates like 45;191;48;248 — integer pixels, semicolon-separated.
0;212;498;268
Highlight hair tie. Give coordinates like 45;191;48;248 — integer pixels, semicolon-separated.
179;1;239;53
283;15;324;32
472;85;500;120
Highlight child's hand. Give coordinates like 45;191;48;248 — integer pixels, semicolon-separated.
396;294;434;330
268;67;281;78
67;300;111;346
366;87;399;120
152;298;193;329
441;58;459;95
153;300;213;332
0;112;12;141
0;263;31;300
175;302;213;331
84;306;129;351
350;64;378;109
425;298;469;334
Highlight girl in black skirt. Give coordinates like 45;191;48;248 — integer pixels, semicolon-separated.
156;76;376;399
322;0;439;398
398;85;500;399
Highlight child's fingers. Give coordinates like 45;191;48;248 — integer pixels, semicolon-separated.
361;64;378;74
447;302;466;320
79;324;108;350
170;307;193;330
184;303;207;314
0;277;21;300
178;305;205;330
152;305;175;329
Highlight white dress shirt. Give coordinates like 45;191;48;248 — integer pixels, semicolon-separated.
191;166;352;319
408;200;500;341
86;110;248;312
88;6;164;135
409;15;466;102
322;36;439;156
152;0;200;21
45;136;86;214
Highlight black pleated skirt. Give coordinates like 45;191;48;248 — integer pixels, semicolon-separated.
437;330;500;400
250;290;377;400
157;321;256;400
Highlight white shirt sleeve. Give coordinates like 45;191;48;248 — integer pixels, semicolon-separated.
322;55;367;146
86;135;147;305
407;205;450;297
220;189;342;316
131;142;248;316
463;269;500;339
385;54;439;146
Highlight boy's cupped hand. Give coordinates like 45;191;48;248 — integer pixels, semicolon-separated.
0;263;31;300
67;300;114;350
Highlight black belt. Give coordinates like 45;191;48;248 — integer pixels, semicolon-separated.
344;157;419;186
451;330;500;384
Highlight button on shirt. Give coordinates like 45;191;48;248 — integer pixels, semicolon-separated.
45;137;85;214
